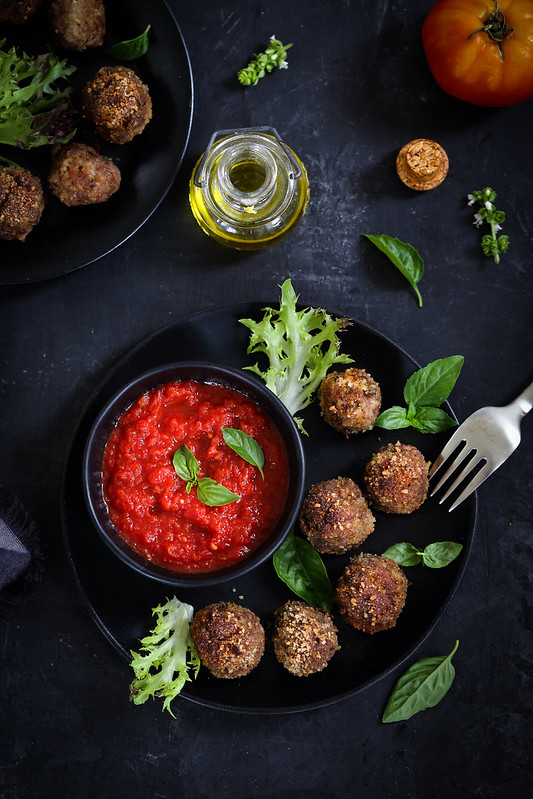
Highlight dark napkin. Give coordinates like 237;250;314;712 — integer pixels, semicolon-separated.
0;492;44;616
0;516;31;589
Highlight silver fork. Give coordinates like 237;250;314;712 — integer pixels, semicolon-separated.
429;379;533;511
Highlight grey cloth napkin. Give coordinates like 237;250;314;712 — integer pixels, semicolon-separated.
0;493;43;614
0;517;31;590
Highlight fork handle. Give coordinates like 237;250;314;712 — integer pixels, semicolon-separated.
513;379;533;417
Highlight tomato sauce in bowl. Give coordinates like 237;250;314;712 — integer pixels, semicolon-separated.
83;362;305;586
102;379;289;573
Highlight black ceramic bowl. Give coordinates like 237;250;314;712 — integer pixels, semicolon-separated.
82;362;305;588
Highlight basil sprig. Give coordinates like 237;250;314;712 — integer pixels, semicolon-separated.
106;25;151;60
383;541;463;569
364;234;424;307
222;427;264;478
172;445;240;507
375;355;464;433
273;530;334;610
382;641;459;723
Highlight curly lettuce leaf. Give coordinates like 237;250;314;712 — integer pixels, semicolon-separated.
239;279;353;434
0;39;76;149
129;597;200;717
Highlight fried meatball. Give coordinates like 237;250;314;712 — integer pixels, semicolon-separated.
335;553;408;634
363;441;430;515
48;143;121;206
318;368;382;435
81;66;152;144
0;166;45;242
272;600;339;677
48;0;105;51
190;602;265;679
0;0;43;23
299;477;375;555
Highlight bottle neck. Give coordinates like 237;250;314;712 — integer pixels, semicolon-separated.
216;142;278;213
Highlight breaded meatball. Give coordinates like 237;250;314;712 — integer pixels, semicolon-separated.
190;602;265;679
299;477;375;555
81;66;152;144
272;600;339;677
318;368;382;435
48;0;105;51
0;0;43;23
0;166;45;242
48;143;121;206
335;553;408;634
363;441;430;514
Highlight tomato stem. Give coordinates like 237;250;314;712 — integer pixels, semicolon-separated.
468;0;514;60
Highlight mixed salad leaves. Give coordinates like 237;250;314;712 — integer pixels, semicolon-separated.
129;597;200;717
0;39;76;149
239;279;353;434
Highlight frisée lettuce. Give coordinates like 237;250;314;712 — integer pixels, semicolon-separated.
129;596;200;717
239;279;353;434
0;39;76;149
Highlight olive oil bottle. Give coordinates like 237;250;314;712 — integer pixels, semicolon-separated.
189;127;310;250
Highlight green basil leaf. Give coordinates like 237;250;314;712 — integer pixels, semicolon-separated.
422;541;463;569
404;356;464;410
364;234;424;307
382;640;459;723
382;542;423;567
222;427;265;478
196;477;240;507
173;445;199;485
374;406;411;430
273;530;334;610
408;405;458;434
106;24;151;60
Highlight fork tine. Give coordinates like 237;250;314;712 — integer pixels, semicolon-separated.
429;443;475;495
447;461;493;511
428;433;467;479
433;453;486;504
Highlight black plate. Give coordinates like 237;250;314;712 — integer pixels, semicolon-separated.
62;303;476;714
0;0;193;284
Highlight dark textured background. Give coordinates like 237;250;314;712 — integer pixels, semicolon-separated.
1;0;532;796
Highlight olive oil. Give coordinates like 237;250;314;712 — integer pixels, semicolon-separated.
189;127;310;250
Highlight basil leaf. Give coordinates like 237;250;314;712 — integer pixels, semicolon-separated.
382;640;459;723
196;477;240;507
422;541;463;569
408;406;458;434
273;530;334;610
173;445;199;488
364;234;424;307
106;25;151;60
222;427;264;478
404;356;464;410
374;406;411;430
382;542;423;567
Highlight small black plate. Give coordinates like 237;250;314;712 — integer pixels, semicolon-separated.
61;302;476;714
0;0;193;284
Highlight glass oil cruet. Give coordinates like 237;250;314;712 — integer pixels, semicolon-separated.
189;126;310;250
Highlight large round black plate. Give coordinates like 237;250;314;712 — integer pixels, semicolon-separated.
62;303;476;714
0;0;193;284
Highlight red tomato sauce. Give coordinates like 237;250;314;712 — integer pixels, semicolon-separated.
102;379;290;573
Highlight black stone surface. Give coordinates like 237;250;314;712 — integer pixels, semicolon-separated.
1;0;532;797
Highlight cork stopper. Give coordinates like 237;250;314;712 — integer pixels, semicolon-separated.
396;138;449;191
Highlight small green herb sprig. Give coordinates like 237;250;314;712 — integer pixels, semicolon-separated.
237;35;292;86
172;428;264;507
383;541;463;569
375;355;464;434
382;641;459;723
468;187;509;264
